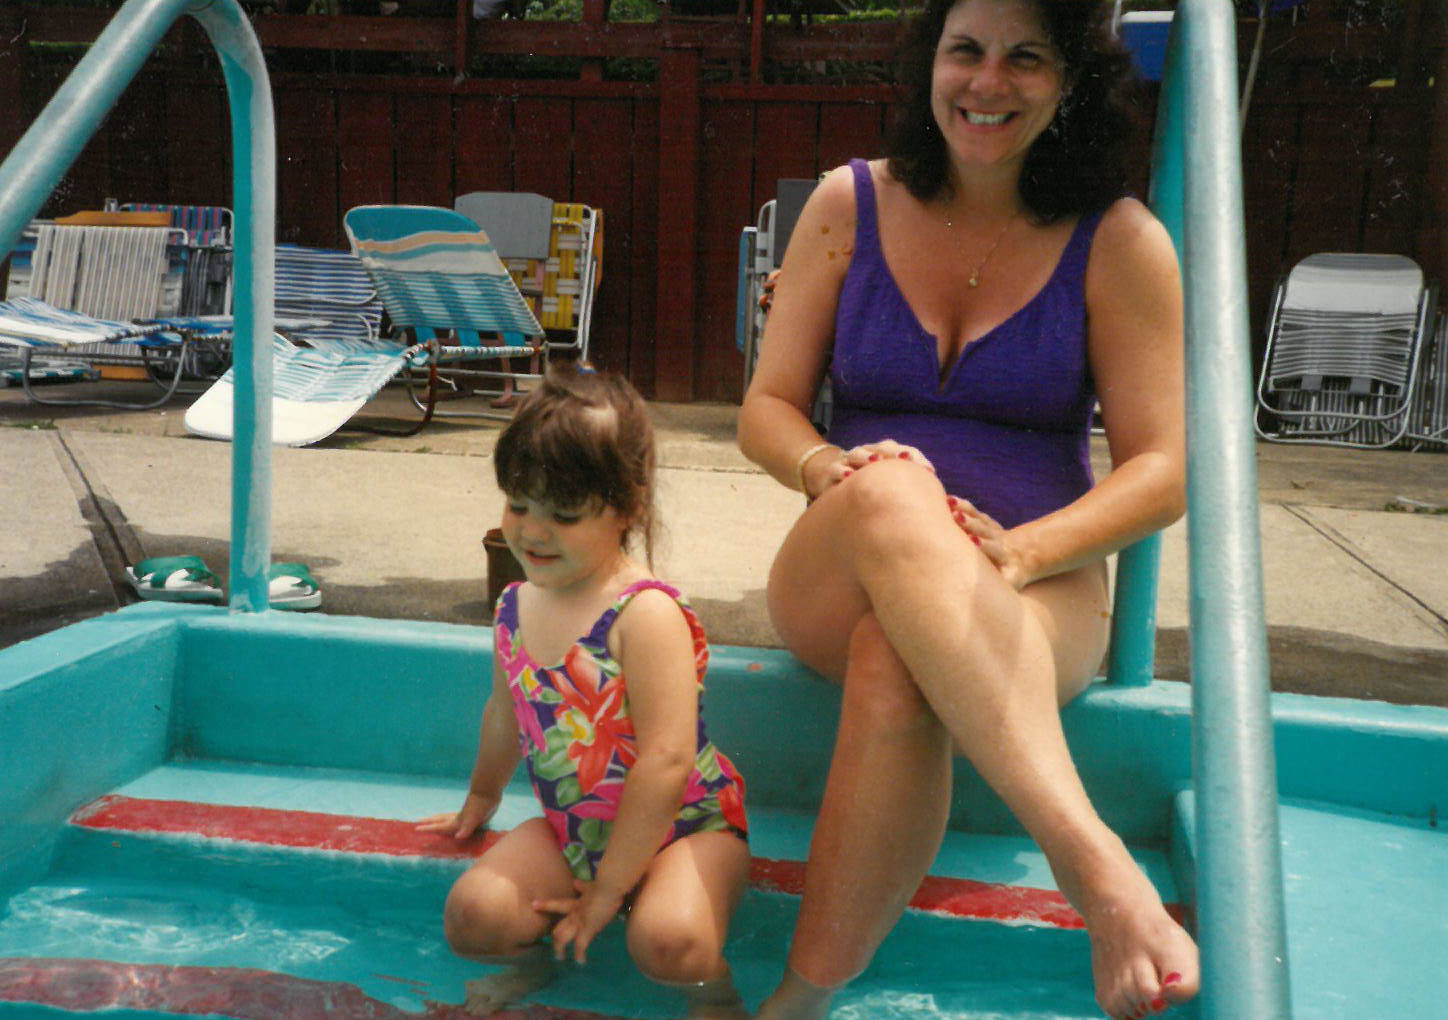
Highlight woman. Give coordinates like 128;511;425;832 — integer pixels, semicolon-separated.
736;2;1199;1018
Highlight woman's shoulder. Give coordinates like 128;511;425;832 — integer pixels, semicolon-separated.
1091;197;1172;254
1086;197;1178;287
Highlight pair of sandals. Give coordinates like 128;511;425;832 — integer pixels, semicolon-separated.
124;555;322;611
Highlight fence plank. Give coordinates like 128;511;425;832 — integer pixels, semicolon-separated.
699;99;756;402
454;95;514;195
337;91;398;228
572;97;635;371
277;88;339;246
396;93;454;209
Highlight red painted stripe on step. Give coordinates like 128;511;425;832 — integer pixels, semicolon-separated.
71;794;503;859
72;795;1183;929
749;856;1087;928
0;957;616;1020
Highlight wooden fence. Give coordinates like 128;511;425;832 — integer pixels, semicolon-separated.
3;4;1444;402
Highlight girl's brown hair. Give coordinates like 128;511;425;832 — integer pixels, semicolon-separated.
494;363;658;563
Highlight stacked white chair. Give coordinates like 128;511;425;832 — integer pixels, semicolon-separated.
1254;253;1437;448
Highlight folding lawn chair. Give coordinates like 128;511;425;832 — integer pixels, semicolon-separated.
0;217;230;409
122;203;235;318
1254;253;1437;448
185;209;544;446
343;204;546;422
1404;312;1448;450
183;243;393;446
737;178;830;430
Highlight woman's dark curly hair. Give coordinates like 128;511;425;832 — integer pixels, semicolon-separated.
886;0;1139;223
494;363;659;564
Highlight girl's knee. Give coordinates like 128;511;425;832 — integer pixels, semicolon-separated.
627;915;722;984
443;875;533;958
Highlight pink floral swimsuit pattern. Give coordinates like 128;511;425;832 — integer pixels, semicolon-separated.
495;578;749;881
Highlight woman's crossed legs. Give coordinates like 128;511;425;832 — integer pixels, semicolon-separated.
758;459;1198;1020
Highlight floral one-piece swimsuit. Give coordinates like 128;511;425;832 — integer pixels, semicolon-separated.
494;578;749;881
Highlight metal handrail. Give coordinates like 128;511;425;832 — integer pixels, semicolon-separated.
0;0;276;614
1156;1;1293;1017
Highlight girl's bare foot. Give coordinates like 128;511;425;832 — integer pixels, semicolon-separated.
461;950;556;1015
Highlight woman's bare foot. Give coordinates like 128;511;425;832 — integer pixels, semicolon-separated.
1052;833;1199;1019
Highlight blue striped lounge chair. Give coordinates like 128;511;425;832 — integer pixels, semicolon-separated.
183;212;542;447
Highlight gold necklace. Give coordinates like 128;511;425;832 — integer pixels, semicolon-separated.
946;212;1019;288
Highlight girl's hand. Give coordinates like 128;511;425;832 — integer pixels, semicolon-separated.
533;879;626;965
947;495;1028;590
758;268;781;315
415;791;500;839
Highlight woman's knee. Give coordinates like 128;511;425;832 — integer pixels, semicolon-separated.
839;460;947;547
844;614;936;731
626;913;723;984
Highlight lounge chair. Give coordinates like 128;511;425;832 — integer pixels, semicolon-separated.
183;209;545;446
1254;253;1437;448
0;217;229;409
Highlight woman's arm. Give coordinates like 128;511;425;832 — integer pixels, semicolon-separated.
737;165;857;498
538;588;702;962
958;197;1186;589
417;642;522;837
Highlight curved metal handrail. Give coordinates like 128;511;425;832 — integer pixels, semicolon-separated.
0;0;275;613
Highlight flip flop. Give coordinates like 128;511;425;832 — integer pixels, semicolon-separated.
124;555;223;604
269;562;322;611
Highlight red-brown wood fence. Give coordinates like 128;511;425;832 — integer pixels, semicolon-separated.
3;4;1444;402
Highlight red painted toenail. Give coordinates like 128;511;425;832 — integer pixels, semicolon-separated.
1162;973;1182;986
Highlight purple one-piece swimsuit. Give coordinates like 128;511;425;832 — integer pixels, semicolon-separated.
828;158;1104;529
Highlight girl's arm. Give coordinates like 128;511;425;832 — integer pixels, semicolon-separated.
417;642;522;838
952;197;1186;588
535;588;701;963
737;165;855;499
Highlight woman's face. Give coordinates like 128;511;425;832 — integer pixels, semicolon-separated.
930;0;1066;176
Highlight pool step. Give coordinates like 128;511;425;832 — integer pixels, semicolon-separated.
92;759;1185;927
0;760;1188;1019
1172;790;1446;1020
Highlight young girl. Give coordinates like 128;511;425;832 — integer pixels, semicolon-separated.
417;365;752;1019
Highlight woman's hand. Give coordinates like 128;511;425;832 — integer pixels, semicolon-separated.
533;879;627;965
804;440;936;501
947;495;1029;590
415;790;500;840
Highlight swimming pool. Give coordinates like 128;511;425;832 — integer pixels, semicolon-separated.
2;604;1444;1019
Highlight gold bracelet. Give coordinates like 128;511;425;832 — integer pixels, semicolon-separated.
794;442;838;499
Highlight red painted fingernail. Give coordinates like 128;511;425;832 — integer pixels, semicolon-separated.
897;450;909;459
970;534;981;546
947;496;958;507
1163;973;1182;987
868;454;879;462
841;470;853;478
1151;999;1167;1012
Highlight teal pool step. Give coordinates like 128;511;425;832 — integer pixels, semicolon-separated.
0;759;1192;1019
1172;790;1446;1020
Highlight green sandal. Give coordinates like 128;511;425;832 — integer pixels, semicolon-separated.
269;562;322;611
124;555;223;604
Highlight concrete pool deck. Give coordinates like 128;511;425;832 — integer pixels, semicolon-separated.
2;378;1446;705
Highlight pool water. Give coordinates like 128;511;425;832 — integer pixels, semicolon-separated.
0;762;1123;1019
